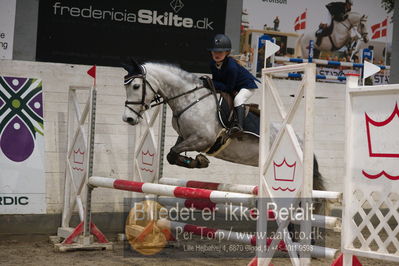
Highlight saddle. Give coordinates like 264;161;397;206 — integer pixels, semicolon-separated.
315;20;334;47
200;76;261;156
217;92;260;132
201;75;260;133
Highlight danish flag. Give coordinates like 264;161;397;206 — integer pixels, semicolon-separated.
371;18;388;39
294;10;306;31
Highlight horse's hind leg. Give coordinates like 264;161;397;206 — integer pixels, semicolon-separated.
166;135;211;168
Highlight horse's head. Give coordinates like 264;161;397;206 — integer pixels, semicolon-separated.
358;14;369;43
122;59;156;125
347;12;369;43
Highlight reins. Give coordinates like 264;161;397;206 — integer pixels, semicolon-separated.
124;67;215;132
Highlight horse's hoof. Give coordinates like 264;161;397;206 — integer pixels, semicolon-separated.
166;152;178;165
195;154;209;168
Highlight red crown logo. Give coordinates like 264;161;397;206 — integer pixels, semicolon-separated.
362;170;399;180
365;102;399;158
141;150;155;166
273;158;296;182
73;148;85;164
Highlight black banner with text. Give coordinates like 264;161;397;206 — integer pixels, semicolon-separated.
36;0;226;72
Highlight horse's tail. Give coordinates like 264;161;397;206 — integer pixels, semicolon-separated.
313;155;329;215
313;155;325;191
294;33;304;58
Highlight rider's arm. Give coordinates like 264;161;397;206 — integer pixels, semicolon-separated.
212;80;228;92
223;59;239;92
210;64;228;92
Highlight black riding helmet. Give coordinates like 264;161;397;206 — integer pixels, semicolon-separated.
208;34;232;52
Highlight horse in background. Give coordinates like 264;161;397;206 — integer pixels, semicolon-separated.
295;12;368;59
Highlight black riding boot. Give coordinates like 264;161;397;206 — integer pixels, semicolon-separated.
229;105;245;135
315;29;325;46
315;23;329;46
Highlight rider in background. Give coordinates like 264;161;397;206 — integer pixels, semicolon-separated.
316;0;353;46
208;34;258;135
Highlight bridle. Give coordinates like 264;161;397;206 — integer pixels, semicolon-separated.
358;16;368;42
124;65;213;122
124;66;161;119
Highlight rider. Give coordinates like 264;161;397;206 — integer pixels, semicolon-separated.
208;34;258;135
316;0;353;46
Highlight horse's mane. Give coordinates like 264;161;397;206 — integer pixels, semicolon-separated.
144;62;201;85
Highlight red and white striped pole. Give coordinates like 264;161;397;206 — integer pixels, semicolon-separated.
160;177;258;195
89;176;256;207
159;177;342;201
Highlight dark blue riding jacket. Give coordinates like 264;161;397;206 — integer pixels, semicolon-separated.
210;57;258;94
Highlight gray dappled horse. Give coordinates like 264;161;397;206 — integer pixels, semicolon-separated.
122;61;324;191
295;12;368;59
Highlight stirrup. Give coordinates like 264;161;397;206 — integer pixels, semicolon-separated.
227;125;243;136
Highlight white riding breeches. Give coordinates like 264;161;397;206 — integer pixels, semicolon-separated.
234;88;255;107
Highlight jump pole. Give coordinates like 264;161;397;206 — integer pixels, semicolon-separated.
274;56;390;70
88;176;256;207
159;177;342;202
272;73;347;81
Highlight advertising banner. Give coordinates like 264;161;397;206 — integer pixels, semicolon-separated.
0;76;46;214
0;0;16;59
242;0;393;64
37;0;226;72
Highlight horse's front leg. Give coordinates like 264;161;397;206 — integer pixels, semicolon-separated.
166;135;211;169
